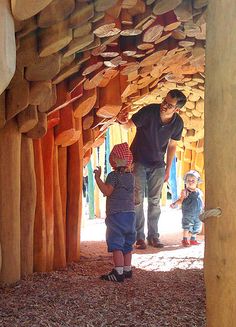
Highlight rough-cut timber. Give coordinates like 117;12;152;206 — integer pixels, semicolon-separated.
25;54;61;81
0;0;16;95
53;145;66;269
16;32;38;68
41;129;54;271
74;88;97;118
39;20;73;57
0;120;21;283
0;92;6;129
26;112;47;139
33;139;46;272
37;0;75;28
11;0;53;20
66;139;83;263
20;136;36;277
17;105;38;133
97;73;122;117
204;1;236;326
6;79;29;121
55;104;79;146
58;147;67;229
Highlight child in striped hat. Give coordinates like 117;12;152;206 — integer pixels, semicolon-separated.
94;142;136;282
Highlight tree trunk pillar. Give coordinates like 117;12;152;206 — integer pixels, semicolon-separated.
0;120;21;283
204;1;236;325
20;136;36;277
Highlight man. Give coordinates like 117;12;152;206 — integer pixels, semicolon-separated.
117;89;186;249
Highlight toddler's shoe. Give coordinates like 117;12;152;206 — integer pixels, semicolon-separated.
190;240;201;245
123;270;132;279
182;239;190;247
100;269;124;282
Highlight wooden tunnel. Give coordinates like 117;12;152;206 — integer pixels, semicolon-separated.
0;0;206;283
4;1;236;325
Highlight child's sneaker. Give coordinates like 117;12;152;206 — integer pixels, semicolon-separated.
123;270;132;279
100;269;124;282
190;240;201;245
182;239;190;247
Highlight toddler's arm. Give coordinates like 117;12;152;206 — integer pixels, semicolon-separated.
199;189;205;212
94;166;114;196
170;189;186;208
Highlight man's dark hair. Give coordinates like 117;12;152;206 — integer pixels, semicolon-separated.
168;89;187;108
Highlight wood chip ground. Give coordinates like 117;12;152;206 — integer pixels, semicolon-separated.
0;208;206;327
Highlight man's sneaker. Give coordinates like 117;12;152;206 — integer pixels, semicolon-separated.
123;270;132;279
190;240;201;245
100;269;124;282
182;239;190;247
135;239;147;249
148;238;164;248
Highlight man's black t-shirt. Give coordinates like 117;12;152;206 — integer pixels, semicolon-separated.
130;103;183;168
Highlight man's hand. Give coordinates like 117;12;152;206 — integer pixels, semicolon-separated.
116;108;129;124
164;168;170;182
93;166;101;179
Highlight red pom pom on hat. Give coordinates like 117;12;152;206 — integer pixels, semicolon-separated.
109;142;133;168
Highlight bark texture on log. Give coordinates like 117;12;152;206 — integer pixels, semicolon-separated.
0;0;16;95
41;129;54;271
53;145;66;269
0;120;21;283
58;146;67;229
66;135;83;263
20;136;36;277
204;1;236;326
11;0;53;20
33;139;47;272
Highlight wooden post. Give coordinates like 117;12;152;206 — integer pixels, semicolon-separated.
204;1;236;326
0;120;21;283
33;139;47;272
53;145;66;269
66;112;83;262
41;129;54;271
20;136;36;277
0;0;16;94
58;146;67;231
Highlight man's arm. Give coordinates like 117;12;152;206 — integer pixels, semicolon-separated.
165;139;178;182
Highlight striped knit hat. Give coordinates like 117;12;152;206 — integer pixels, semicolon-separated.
109;142;133;168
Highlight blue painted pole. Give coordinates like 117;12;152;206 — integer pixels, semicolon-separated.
169;155;178;202
105;129;111;177
87;160;95;219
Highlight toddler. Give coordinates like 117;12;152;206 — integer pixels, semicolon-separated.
171;170;204;247
94;142;135;282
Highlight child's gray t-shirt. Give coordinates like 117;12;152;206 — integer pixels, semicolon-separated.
105;171;135;215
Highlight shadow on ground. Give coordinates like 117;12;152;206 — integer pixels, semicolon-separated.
0;257;206;327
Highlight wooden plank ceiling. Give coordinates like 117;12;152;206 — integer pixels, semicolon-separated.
2;0;206;156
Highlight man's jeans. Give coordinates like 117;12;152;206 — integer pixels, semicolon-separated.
133;163;165;241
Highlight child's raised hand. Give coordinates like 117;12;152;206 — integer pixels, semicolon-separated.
170;203;176;209
93;166;101;179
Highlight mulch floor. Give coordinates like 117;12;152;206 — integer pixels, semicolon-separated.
0;210;206;327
